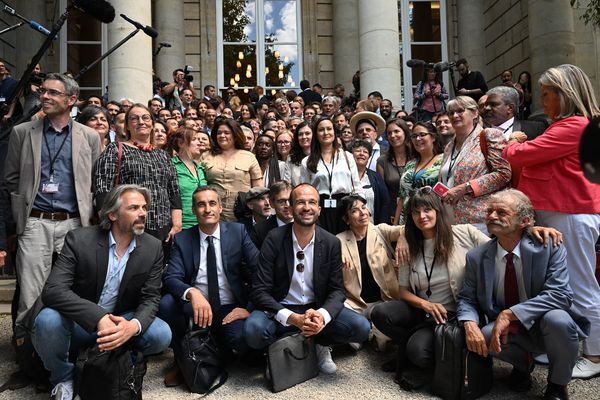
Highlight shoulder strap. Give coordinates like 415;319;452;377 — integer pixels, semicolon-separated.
114;141;123;186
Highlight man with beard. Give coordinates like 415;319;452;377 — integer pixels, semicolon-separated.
380;99;393;121
244;184;371;374
434;111;455;147
456;58;488;102
31;185;171;400
458;189;589;400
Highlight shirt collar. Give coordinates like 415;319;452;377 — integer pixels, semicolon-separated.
496;240;521;260
497;117;515;131
276;217;290;227
108;231;137;253
44;117;72;135
292;227;315;251
199;224;221;242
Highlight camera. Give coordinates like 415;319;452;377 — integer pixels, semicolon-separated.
183;65;194;82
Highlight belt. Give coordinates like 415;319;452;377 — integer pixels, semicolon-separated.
30;210;80;221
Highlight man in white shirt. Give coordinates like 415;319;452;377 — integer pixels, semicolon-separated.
244;184;371;374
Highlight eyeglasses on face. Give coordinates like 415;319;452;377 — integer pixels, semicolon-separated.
410;132;430;140
39;87;67;97
447;108;466;116
128;114;153;123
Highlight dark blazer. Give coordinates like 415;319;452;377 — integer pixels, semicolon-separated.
162;222;259;307
251;224;346;319
41;226;163;334
252;215;280;249
298;89;322;105
365;168;392;224
457;235;589;336
514;118;547;141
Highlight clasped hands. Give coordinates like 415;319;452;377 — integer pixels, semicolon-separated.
287;309;325;337
96;314;139;352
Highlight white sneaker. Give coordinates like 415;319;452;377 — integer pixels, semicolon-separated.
316;345;337;374
349;342;363;351
572;357;600;379
51;380;76;400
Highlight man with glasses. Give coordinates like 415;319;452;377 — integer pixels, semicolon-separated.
5;73;100;341
252;181;293;248
159;186;259;387
244;183;371;375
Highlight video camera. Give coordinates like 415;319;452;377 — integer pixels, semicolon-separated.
183;65;194;82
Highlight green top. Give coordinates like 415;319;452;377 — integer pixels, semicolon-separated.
172;155;207;229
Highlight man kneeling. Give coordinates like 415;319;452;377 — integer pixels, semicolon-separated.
32;185;171;400
244;184;371;374
457;189;589;400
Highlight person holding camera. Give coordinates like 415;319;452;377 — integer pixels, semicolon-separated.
164;67;195;112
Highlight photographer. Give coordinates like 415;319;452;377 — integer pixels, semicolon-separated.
164;67;195;111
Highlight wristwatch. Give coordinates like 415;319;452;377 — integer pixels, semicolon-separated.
465;181;473;193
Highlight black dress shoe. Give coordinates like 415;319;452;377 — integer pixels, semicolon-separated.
543;383;569;400
381;359;396;372
397;368;431;392
164;363;183;387
508;367;532;392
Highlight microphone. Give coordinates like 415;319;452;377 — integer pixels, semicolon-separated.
406;59;425;68
29;21;51;36
120;14;158;38
159;42;172;47
434;61;451;72
2;5;15;15
2;5;53;37
72;0;116;23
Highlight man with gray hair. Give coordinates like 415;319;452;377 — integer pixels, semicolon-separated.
322;95;340;117
457;189;589;400
482;86;546;140
4;73;100;339
31;184;171;400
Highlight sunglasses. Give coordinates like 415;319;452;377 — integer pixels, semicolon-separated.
296;250;305;272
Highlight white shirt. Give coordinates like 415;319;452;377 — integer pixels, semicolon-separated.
367;142;381;172
300;149;363;196
494;242;527;307
496;117;515;140
182;225;236;305
275;229;332;326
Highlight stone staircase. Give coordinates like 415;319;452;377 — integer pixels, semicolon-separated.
0;278;15;315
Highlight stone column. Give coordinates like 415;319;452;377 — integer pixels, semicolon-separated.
333;0;359;92
153;0;185;82
456;0;485;73
107;0;153;102
357;0;401;105
528;0;575;113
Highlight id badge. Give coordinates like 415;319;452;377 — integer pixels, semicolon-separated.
42;183;60;193
324;199;337;208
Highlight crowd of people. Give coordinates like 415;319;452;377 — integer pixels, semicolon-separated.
0;58;599;400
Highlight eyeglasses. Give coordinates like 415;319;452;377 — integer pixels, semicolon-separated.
296;250;305;272
447;108;466;116
128;114;153;123
39;87;67;97
417;186;433;195
410;132;430;140
277;141;291;146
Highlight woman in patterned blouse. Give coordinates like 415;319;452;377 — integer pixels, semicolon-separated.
395;122;444;224
94;104;182;242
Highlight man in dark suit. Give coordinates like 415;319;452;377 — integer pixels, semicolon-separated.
483;86;547;140
457;189;589;400
31;185;171;400
159;186;259;385
298;79;322;105
244;184;371;374
252;181;293;248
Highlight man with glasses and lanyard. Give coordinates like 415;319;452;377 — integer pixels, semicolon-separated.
4;73;100;341
244;183;371;374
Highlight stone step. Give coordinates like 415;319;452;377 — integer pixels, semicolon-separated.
0;279;16;304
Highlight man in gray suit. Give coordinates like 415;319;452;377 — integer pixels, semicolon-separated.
457;189;589;400
4;73;100;336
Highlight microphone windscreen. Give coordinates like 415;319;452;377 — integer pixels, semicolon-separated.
144;26;158;38
406;59;425;68
73;0;116;23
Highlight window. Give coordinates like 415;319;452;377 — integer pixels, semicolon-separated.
217;0;302;96
398;0;448;109
59;0;107;100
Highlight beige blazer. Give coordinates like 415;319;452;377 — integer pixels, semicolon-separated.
337;223;404;313
5;119;100;234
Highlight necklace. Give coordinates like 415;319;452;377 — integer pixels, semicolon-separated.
131;141;155;152
421;245;437;298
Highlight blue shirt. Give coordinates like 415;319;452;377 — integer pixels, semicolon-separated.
32;119;78;213
98;232;137;313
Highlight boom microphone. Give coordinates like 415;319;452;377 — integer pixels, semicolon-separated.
29;21;51;36
72;0;116;23
406;59;426;68
159;42;172;47
434;61;450;72
120;14;158;38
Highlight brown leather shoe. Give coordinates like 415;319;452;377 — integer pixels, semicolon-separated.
164;363;183;387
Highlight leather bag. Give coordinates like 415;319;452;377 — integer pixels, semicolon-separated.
266;332;318;393
431;320;493;400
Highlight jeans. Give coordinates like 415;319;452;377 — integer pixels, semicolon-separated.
244;305;371;350
32;308;171;386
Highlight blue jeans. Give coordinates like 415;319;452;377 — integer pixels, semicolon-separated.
244;306;371;350
32;308;171;386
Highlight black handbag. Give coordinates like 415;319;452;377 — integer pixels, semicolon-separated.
75;345;146;400
175;322;228;394
431;320;493;400
266;332;318;393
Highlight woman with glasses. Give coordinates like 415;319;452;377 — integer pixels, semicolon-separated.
394;122;444;225
439;96;511;231
301;116;362;234
94;103;182;242
284;120;313;186
275;130;293;161
351;139;391;224
201;118;262;221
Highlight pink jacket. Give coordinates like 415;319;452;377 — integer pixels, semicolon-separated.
503;115;600;214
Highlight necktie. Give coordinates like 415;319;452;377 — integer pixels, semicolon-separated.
504;252;520;334
206;236;220;310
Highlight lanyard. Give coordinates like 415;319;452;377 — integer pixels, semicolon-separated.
43;127;70;180
321;152;337;197
444;124;477;183
422;246;437;298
